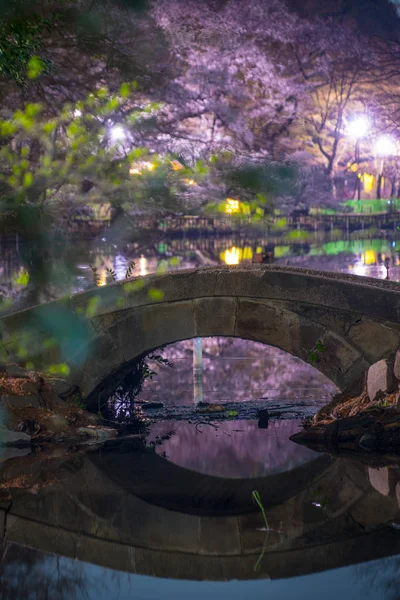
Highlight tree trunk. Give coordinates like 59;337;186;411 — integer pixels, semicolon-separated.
377;173;383;199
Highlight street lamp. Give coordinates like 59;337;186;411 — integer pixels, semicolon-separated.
347;115;370;140
375;135;397;200
347;115;370;201
110;125;126;143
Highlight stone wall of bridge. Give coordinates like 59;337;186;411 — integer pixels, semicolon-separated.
1;265;400;405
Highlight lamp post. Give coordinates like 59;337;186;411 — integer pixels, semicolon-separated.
375;136;397;202
347;116;370;202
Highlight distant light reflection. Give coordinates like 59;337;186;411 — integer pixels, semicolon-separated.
139;255;148;276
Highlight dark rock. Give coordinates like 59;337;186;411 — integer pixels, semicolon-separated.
142;402;164;410
0;428;31;447
0;446;31;461
50;381;80;400
47;414;69;432
258;418;269;429
1;394;41;409
359;433;376;450
257;409;269;420
5;365;30;379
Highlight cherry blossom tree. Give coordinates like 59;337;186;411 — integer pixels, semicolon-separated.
151;0;303;158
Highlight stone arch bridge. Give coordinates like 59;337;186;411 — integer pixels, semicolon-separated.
1;265;400;406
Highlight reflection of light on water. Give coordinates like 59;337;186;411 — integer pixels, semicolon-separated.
223;246;240;265
353;262;367;276
97;270;107;286
139;255;148;276
220;246;253;265
363;249;376;265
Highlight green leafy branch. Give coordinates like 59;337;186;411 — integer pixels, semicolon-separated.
308;340;327;365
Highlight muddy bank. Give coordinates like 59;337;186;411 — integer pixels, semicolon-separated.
0;365;118;447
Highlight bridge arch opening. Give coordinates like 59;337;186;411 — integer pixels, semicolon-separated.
138;337;337;407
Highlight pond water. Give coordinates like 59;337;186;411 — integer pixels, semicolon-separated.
2;226;400;598
1;228;400;311
1;428;400;599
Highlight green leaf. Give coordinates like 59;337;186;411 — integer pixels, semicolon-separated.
23;172;33;188
148;288;164;301
25;103;42;118
15;270;29;285
104;97;120;113
97;87;108;99
85;296;101;318
43;121;57;134
27;56;46;80
0;121;17;136
47;363;71;376
119;83;130;98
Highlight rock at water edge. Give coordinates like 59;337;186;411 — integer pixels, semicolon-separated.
367;359;396;402
368;467;390;496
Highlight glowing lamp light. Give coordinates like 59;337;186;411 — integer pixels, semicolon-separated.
347;115;370;140
129;161;156;175
110;125;126;142
170;160;184;171
224;198;240;214
375;136;397;157
362;173;375;193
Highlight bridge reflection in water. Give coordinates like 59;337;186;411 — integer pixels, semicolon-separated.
1;437;400;585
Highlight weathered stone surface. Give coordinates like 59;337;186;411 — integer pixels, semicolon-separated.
107;301;195;367
367;359;396;401
0;427;31;446
346;320;400;364
396;482;400;508
198;516;241;555
70;284;125;319
394;349;400;380
368;467;390;496
193;297;236;337
77;427;118;441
